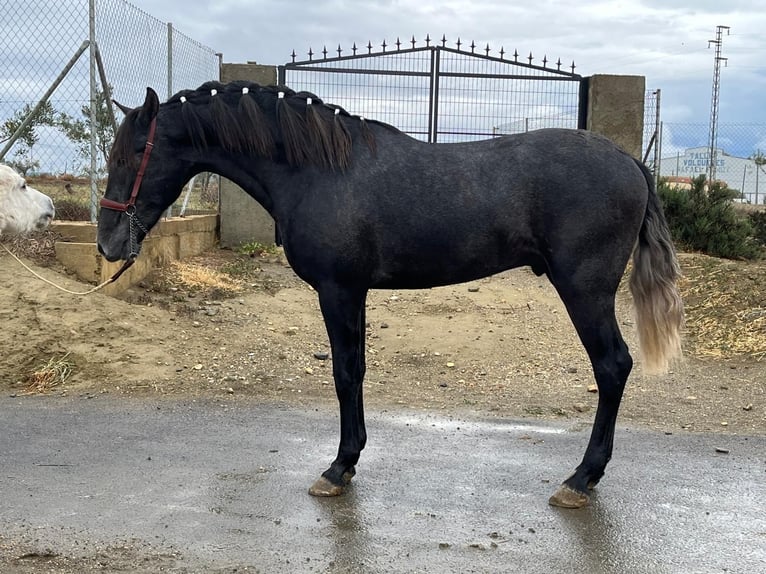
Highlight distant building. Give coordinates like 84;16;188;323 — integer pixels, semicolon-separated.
659;147;766;204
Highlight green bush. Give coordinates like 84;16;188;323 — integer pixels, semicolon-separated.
657;175;763;260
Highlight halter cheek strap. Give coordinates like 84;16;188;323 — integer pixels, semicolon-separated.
99;115;157;263
100;116;158;212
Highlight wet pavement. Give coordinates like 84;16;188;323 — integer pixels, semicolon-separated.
1;396;764;573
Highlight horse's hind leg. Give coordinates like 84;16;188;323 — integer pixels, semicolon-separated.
309;284;368;497
547;276;633;508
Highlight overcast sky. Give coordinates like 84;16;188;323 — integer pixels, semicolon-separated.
126;0;765;129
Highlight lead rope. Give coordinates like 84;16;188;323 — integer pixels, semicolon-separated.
2;242;136;295
2;194;148;295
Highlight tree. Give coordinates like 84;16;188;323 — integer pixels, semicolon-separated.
57;86;116;169
0;101;63;175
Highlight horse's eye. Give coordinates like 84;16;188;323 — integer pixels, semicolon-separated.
21;182;27;190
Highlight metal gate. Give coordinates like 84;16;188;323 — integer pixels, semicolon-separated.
279;35;586;143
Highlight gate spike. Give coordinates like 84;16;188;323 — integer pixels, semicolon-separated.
352;42;358;55
571;61;576;73
456;37;462;50
411;35;416;49
396;37;401;50
441;34;447;47
425;34;431;46
337;44;342;57
291;49;296;63
308;47;314;60
542;54;548;67
513;49;519;61
367;41;373;53
528;51;533;65
485;43;491;56
322;46;328;59
500;46;505;60
556;58;562;70
470;40;476;53
382;39;387;52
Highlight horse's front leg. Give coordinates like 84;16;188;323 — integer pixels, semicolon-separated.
309;284;368;497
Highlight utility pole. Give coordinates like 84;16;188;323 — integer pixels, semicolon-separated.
707;25;730;185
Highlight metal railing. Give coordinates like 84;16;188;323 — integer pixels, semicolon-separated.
280;35;585;144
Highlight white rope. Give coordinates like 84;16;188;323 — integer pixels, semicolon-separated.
1;243;115;296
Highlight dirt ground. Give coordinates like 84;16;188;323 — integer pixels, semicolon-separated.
1;238;764;436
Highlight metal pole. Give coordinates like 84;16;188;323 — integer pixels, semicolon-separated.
657;120;664;187
164;22;174;219
0;41;90;161
94;43;117;134
89;0;98;222
427;47;436;143
653;90;661;181
431;47;441;143
167;22;173;99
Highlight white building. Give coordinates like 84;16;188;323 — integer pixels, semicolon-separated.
659;147;766;204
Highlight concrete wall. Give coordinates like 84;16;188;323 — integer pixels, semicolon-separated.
53;215;218;296
586;74;646;159
219;62;279;248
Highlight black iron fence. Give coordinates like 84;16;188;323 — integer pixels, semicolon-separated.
280;35;585;144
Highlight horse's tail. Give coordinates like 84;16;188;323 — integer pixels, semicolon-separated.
629;160;684;374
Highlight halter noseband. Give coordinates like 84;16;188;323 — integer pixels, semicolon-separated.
100;115;157;261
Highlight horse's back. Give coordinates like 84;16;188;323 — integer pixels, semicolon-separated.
287;129;649;290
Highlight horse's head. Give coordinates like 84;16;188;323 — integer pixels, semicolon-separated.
97;87;191;262
0;164;55;235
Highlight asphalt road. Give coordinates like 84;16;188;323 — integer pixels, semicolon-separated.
1;396;764;573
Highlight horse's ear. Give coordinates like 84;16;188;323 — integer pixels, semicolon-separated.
112;100;133;116
138;87;160;123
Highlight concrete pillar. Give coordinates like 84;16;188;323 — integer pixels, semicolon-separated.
218;62;279;248
586;74;646;159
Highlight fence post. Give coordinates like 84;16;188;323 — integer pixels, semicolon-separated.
654;91;662;186
167;23;174;99
89;0;98;222
585;74;646;159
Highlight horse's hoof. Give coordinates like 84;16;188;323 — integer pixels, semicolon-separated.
309;476;345;497
548;484;590;508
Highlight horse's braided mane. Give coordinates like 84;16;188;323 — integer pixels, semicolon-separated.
109;81;400;171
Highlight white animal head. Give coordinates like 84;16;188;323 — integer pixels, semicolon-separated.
0;164;55;235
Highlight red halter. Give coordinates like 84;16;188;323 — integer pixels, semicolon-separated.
100;116;158;213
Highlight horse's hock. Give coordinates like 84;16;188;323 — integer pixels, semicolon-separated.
53;215;218;296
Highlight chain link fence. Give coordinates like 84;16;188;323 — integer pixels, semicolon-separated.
643;89;660;171
657;123;766;204
0;0;220;221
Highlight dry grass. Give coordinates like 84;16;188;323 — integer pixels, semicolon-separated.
158;260;244;295
24;354;73;394
676;253;766;360
0;230;58;265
